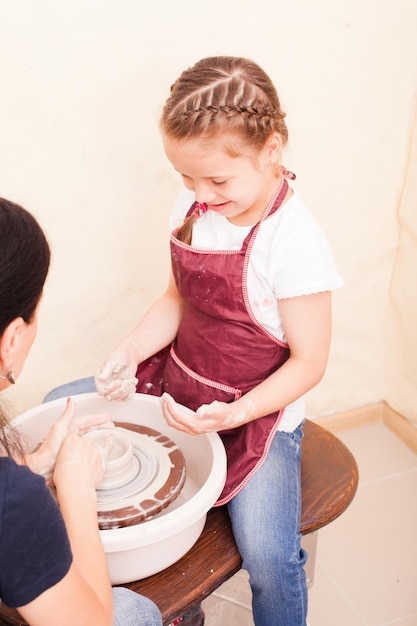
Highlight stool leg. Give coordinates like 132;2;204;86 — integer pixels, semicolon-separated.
301;531;318;590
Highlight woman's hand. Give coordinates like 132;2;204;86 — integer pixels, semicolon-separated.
27;397;114;483
160;393;254;435
53;432;112;492
95;343;139;401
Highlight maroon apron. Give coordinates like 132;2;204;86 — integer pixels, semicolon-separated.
136;178;290;504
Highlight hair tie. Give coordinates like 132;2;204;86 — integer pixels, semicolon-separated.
191;202;208;218
281;166;296;180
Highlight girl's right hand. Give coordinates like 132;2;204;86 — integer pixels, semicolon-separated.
95;345;139;401
53;433;113;491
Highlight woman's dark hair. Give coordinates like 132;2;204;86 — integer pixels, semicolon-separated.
0;197;51;456
0;198;50;335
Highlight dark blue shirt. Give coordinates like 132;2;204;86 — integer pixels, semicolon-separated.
0;457;72;608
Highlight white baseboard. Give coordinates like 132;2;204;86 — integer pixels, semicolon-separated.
314;401;417;455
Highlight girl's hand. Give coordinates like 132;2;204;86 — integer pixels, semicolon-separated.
53;433;113;492
160;393;253;434
95;345;139;401
28;398;114;483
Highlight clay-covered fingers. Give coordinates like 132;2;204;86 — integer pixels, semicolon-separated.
70;413;115;436
53;434;113;489
95;357;138;401
160;393;215;434
161;394;241;434
32;399;113;482
30;398;77;480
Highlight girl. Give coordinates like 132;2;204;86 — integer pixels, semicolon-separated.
0;198;162;626
91;56;341;625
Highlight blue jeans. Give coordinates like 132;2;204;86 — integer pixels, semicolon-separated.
228;425;307;626
43;376;97;402
112;588;162;625
45;378;307;626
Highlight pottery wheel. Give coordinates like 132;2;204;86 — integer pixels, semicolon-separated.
96;421;186;530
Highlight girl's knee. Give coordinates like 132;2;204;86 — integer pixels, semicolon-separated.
242;540;306;579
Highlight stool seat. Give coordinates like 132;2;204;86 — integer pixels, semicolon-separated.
0;419;358;626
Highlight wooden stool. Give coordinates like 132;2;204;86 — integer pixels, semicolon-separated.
0;419;358;626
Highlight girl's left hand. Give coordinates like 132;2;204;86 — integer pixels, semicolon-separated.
160;393;250;434
27;397;114;483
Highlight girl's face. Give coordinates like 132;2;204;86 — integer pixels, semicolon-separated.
163;133;282;226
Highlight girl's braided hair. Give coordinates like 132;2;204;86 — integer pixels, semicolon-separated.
160;56;288;243
161;56;288;150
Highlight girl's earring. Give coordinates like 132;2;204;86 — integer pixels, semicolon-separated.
0;371;16;384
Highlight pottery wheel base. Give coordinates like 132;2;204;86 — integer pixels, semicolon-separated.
97;422;186;529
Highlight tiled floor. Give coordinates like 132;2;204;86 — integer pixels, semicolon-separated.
201;420;417;625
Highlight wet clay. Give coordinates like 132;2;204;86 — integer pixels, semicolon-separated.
95;422;186;529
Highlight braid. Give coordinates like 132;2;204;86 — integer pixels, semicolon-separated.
179;103;280;135
161;56;288;149
175;214;196;246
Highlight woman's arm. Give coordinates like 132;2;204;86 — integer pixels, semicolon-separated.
17;434;114;626
161;291;332;433
96;271;184;401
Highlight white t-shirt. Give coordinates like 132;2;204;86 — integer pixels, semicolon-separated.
169;188;343;431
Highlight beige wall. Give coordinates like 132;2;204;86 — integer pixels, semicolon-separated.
1;0;416;422
385;110;417;424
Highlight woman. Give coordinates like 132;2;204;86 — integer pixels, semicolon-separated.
0;197;162;626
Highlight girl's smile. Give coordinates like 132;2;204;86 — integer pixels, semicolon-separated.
207;200;231;213
162;134;283;226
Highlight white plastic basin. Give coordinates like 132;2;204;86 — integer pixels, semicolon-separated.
12;392;227;583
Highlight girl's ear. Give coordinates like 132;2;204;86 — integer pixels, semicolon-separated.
263;132;283;165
